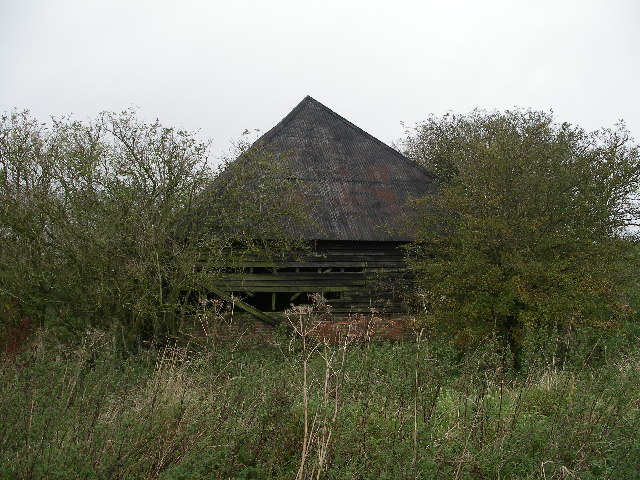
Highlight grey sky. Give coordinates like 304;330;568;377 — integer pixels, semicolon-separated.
1;0;638;161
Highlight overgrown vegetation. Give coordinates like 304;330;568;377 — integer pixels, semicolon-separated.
2;108;640;478
401;110;640;369
1;319;639;479
0;110;306;347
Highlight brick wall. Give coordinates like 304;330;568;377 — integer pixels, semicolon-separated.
185;311;415;346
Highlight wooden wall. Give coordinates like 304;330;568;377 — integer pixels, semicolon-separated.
210;241;410;319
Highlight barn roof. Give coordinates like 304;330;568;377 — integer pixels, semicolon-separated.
252;96;437;242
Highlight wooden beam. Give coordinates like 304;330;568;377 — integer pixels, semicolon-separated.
205;284;280;326
217;285;357;293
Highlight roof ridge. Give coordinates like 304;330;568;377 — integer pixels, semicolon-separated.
255;95;315;145
299;96;436;181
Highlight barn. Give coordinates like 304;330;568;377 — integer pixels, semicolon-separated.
207;96;436;328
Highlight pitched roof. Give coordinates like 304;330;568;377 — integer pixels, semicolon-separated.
252;96;437;242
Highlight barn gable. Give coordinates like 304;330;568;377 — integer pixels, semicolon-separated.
208;96;436;323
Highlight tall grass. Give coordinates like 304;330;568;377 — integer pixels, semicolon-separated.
1;322;639;479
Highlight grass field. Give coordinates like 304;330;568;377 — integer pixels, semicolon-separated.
1;322;639;480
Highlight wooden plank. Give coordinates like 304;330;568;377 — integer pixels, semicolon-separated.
217;273;367;281
206;260;403;269
216;282;367;289
215;285;359;293
194;240;412;316
204;284;280;326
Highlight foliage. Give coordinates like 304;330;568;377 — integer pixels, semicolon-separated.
400;109;640;367
1;323;639;479
0;110;307;346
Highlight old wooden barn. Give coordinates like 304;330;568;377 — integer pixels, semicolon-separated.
209;96;436;326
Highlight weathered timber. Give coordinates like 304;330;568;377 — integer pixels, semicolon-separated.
203;284;281;326
209;240;411;315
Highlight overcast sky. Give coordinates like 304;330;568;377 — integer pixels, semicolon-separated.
1;0;638;161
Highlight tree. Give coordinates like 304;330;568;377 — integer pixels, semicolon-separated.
0;110;306;346
401;109;640;369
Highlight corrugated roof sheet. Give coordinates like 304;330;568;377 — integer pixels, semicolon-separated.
251;96;437;242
